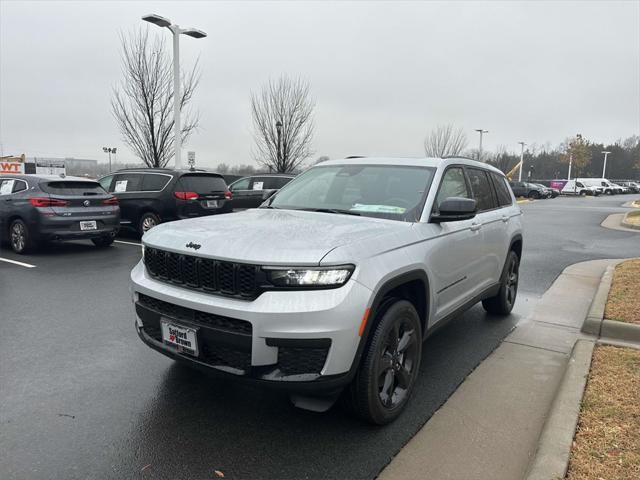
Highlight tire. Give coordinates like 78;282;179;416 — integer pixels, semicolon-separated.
346;299;422;425
528;191;540;199
482;250;520;315
580;190;587;196
138;212;160;236
92;235;115;248
9;219;35;254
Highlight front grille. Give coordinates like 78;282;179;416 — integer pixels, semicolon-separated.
144;247;261;299
277;347;329;376
138;293;252;335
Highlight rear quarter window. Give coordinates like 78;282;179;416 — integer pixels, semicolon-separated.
40;181;106;195
490;173;513;207
141;174;171;191
177;174;227;193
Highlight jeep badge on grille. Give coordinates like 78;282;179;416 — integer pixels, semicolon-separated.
185;242;201;250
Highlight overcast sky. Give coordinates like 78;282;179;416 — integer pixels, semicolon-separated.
1;1;639;168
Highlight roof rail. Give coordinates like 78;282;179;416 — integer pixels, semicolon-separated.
345;155;365;159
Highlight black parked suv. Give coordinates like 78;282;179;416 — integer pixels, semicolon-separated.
0;174;120;253
228;174;294;209
98;169;231;235
508;181;547;199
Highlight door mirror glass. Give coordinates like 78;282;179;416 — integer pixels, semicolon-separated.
431;197;477;223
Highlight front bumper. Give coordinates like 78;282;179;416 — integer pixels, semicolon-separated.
130;261;372;392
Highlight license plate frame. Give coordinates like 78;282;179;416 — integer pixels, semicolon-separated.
161;319;199;357
79;220;97;231
205;200;219;208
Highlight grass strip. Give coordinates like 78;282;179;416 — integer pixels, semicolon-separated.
566;345;640;480
604;259;640;324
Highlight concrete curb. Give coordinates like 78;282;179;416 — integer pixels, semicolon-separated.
524;339;595;480
581;260;640;342
581;265;615;336
621;211;640;230
622;200;640;208
601;319;640;342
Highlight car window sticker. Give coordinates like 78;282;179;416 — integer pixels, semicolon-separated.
0;179;15;195
252;181;264;190
114;180;128;192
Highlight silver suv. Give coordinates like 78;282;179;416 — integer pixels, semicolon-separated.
131;157;523;424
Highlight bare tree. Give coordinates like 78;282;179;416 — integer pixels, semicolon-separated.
111;28;200;168
250;76;315;173
423;124;468;158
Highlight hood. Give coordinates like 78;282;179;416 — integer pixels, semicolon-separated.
143;208;411;265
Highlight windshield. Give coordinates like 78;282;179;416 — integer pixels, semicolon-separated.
268;164;436;222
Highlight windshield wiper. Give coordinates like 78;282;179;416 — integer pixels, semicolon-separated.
303;208;361;216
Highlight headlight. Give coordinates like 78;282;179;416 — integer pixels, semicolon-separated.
265;266;354;287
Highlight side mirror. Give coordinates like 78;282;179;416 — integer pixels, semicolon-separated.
431;197;477;223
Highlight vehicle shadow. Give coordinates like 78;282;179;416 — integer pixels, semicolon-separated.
123;304;524;480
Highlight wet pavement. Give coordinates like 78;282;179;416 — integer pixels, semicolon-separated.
1;195;639;479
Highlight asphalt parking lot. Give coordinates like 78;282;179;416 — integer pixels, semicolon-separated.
1;195;639;480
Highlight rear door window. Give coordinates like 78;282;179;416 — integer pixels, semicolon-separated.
230;177;250;191
177;174;227;193
40;181;106;196
435;167;471;208
491;173;513;207
142;174;171;191
466;168;497;212
113;174;143;192
272;176;293;189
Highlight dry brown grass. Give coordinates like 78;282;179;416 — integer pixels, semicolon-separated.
604;259;640;325
566;345;640;480
625;211;640;226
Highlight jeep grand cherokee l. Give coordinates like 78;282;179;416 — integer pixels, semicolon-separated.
131;157;523;424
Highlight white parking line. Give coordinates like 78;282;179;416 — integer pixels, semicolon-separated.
115;240;141;246
0;257;36;268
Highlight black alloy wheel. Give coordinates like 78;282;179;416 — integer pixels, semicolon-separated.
482;250;520;315
346;299;422;425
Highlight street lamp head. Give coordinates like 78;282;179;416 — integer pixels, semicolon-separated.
103;147;108;153
602;151;611;154
142;14;172;28
475;129;488;134
183;28;207;39
112;148;117;154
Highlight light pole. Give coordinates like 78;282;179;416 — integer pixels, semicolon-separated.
601;151;611;178
475;129;488;162
102;147;116;172
517;141;526;181
142;14;206;170
276;120;283;171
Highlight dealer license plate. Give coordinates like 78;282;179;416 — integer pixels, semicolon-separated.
205;200;218;208
161;320;199;356
79;220;97;231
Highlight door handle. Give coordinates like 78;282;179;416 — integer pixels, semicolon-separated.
470;222;481;232
501;215;509;223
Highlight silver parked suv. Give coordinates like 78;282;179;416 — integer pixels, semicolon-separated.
131;157;523;424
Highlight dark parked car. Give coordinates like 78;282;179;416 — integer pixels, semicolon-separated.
532;183;559;198
508;181;547;199
228;174;295;209
98;169;231;235
0;174;120;253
